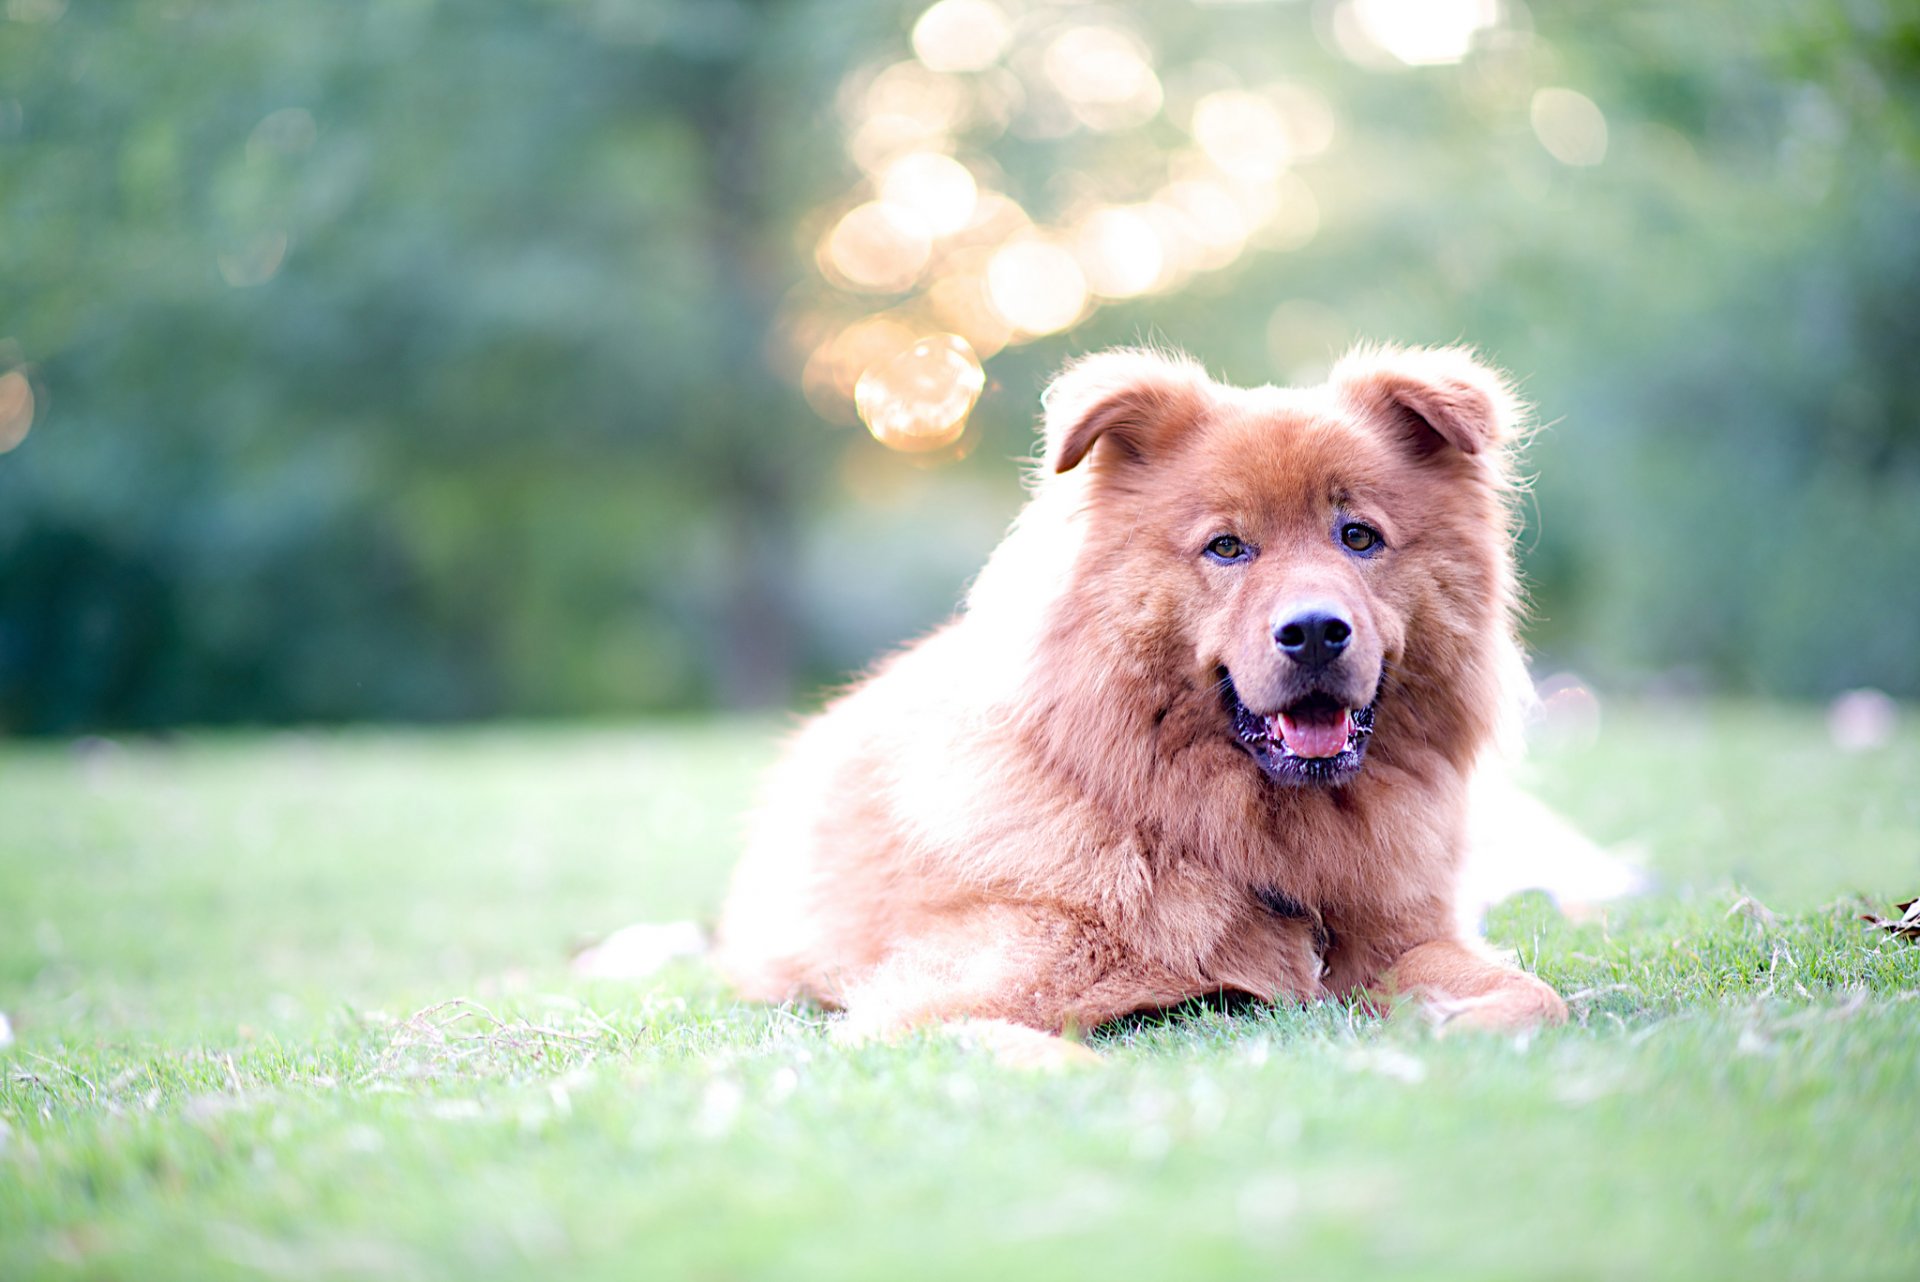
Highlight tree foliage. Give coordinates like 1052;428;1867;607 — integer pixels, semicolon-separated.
0;0;1914;733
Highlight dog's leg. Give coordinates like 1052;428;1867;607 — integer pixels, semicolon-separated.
833;952;1103;1070
831;904;1200;1066
1380;937;1567;1032
1204;906;1333;1005
930;1019;1102;1069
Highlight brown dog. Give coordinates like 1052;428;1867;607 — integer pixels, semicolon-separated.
717;344;1568;1054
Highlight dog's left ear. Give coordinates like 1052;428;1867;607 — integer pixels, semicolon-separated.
1331;345;1523;459
1042;348;1213;473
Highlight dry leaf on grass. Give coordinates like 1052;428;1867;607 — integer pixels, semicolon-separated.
1726;894;1782;928
1859;898;1920;941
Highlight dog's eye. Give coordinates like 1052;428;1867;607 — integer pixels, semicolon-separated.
1340;523;1381;553
1204;534;1250;563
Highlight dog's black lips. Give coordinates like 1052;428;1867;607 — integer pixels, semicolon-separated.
1222;673;1376;787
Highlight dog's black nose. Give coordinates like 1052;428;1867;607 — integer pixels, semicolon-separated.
1274;609;1352;668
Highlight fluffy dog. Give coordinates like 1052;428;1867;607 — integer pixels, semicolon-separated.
717;344;1568;1054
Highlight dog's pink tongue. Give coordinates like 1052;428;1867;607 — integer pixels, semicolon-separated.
1275;709;1352;759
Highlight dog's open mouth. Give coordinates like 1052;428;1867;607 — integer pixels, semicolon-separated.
1224;679;1376;786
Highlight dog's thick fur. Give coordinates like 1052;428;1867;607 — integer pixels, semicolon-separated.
717;345;1568;1050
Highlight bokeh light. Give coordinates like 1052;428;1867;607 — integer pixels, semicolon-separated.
1267;83;1338;158
911;0;1013;74
855;333;985;452
986;238;1089;335
951;189;1033;246
854;60;971;134
877;151;979;237
796;2;1364;450
1190;90;1293;179
1341;0;1502;68
1041;24;1163;132
1158;178;1249;270
846;61;970;171
1531;87;1609;166
1073;206;1165;299
927;263;1015;357
0;369;34;454
804;313;922;422
820;202;934;293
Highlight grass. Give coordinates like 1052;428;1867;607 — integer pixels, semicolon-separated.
3;704;1918;1280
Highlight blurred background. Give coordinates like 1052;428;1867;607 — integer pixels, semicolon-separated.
1;0;1915;736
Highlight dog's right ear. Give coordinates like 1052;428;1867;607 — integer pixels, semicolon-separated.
1042;348;1212;473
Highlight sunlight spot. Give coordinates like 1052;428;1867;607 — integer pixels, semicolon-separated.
856;334;985;453
927;265;1014;356
877;151;978;237
949;188;1032;247
1267;82;1338;158
801;347;860;424
820;201;933;293
850;116;949;173
862;60;970;133
912;0;1013;74
1135;200;1203;289
847;61;971;169
0;369;31;454
809;314;922;415
1042;24;1163;132
1073;206;1165;299
1341;0;1500;68
986;238;1088;336
965;66;1024;136
1190;91;1292;180
1531;87;1608;166
1159;179;1248;269
1170;149;1287;239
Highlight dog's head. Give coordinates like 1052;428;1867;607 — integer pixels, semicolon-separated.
1037;344;1527;787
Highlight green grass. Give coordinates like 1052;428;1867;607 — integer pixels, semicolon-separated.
3;704;1918;1280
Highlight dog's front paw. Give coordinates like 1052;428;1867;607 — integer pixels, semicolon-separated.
940;1019;1104;1069
1421;973;1568;1034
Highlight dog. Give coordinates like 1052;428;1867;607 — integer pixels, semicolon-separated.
717;344;1569;1058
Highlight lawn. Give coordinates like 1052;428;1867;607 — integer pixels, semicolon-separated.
3;704;1917;1281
